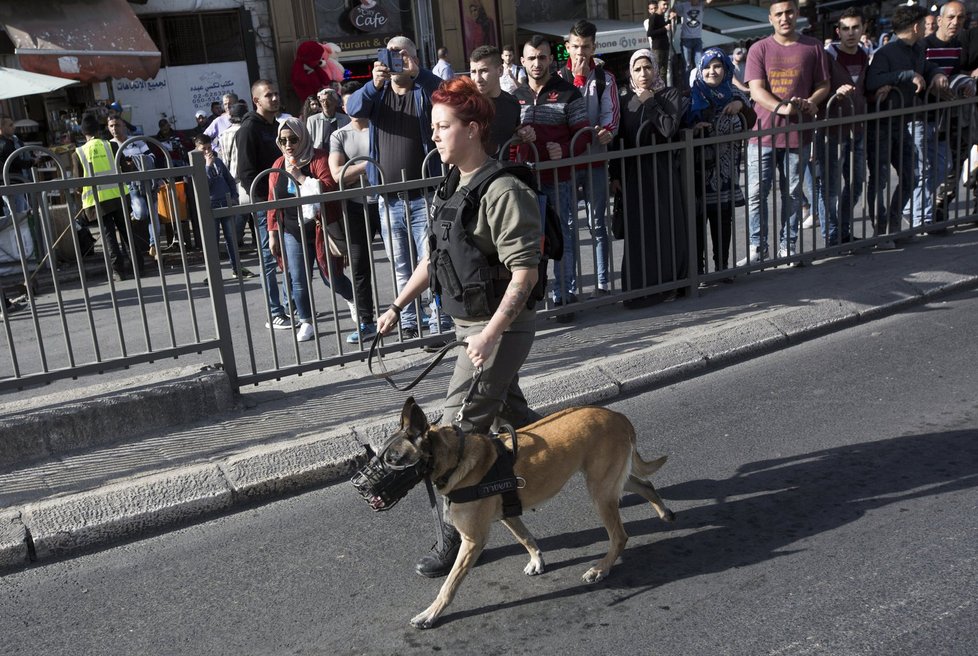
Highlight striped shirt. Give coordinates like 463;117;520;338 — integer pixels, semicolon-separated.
924;34;962;76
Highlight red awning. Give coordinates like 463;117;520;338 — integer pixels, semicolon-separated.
0;0;161;83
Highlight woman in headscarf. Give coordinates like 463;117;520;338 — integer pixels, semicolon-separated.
687;47;755;276
610;48;688;308
267;117;355;342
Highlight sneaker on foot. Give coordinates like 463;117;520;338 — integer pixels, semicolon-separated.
736;246;765;267
801;214;815;229
236;267;257;279
876;239;897;251
778;246;804;267
415;525;462;578
266;315;300;330
346;322;377;344
296;322;315;342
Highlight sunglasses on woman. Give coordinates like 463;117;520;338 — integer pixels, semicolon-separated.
278;136;300;145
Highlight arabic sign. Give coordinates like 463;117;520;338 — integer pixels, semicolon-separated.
114;61;249;134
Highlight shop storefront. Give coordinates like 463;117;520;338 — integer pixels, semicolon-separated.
116;8;260;136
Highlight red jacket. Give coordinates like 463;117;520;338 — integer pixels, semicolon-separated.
266;149;339;232
267;148;344;278
511;75;591;184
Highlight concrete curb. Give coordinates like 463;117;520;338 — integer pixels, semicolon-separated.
2;269;976;571
0;367;235;468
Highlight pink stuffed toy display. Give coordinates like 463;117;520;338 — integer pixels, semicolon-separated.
291;41;345;102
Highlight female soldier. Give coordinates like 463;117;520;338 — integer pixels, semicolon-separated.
377;76;543;577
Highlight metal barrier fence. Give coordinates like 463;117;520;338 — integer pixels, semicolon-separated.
2;94;977;394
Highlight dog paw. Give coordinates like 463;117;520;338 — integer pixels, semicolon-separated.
410;612;437;630
523;559;545;576
582;567;606;584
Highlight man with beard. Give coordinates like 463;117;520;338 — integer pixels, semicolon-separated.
512;35;589;319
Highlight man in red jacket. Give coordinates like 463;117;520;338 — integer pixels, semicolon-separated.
512;34;589;320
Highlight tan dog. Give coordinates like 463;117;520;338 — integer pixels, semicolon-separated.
387;397;675;629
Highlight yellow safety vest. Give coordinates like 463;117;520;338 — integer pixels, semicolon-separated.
77;139;127;208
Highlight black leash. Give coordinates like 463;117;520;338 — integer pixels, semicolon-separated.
367;330;484;552
368;331;467;391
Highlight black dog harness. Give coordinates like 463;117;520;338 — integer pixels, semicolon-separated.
446;425;523;517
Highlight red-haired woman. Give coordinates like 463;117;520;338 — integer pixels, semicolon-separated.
377;76;544;577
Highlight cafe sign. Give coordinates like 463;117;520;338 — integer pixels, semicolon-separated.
349;1;390;32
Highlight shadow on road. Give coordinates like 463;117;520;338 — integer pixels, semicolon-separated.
440;428;978;625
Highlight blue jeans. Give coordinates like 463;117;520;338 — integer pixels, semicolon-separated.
816;132;865;245
377;194;451;332
541;179;577;303
211;200;242;271
908;120;948;227
746;145;805;255
281;225;354;323
681;38;703;73
576;167;610;289
867;119;914;236
256;210;285;318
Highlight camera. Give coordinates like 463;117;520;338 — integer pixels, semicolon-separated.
377;48;404;72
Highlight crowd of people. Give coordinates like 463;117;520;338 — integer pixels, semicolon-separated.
7;1;978;339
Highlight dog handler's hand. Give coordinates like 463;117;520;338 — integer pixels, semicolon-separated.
464;330;498;369
377;306;400;335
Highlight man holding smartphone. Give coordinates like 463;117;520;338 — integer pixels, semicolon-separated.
346;36;452;340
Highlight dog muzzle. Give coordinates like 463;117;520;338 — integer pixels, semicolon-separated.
351;435;431;511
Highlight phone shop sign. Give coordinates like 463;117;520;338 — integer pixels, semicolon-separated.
595;28;646;54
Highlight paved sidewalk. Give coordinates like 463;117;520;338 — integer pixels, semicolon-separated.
2;228;978;569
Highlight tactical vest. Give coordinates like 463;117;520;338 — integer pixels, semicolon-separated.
427;160;547;321
77;139;126;208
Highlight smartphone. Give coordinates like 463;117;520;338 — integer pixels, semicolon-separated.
376;48;403;72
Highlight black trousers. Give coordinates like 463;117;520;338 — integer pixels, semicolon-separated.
696;201;733;274
344;201;382;324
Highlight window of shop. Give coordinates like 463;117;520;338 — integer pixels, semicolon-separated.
516;0;588;24
139;11;246;67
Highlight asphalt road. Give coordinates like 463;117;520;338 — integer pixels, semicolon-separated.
3;289;978;656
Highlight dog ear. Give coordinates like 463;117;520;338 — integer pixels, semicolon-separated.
400;397;429;435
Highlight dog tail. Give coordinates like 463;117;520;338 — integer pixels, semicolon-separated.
631;452;668;478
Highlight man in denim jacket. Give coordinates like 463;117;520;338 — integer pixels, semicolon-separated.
345;36;451;339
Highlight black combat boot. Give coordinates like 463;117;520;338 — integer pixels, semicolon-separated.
415;523;461;578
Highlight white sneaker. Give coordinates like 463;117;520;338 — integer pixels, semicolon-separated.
296;322;315;342
266;315;300;331
801;214;818;229
736;245;764;267
778;247;802;267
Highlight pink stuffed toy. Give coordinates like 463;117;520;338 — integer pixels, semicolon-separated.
291;41;345;102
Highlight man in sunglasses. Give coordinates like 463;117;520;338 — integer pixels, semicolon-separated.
235;79;296;331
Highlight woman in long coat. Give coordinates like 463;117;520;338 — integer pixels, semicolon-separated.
610;48;688;308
